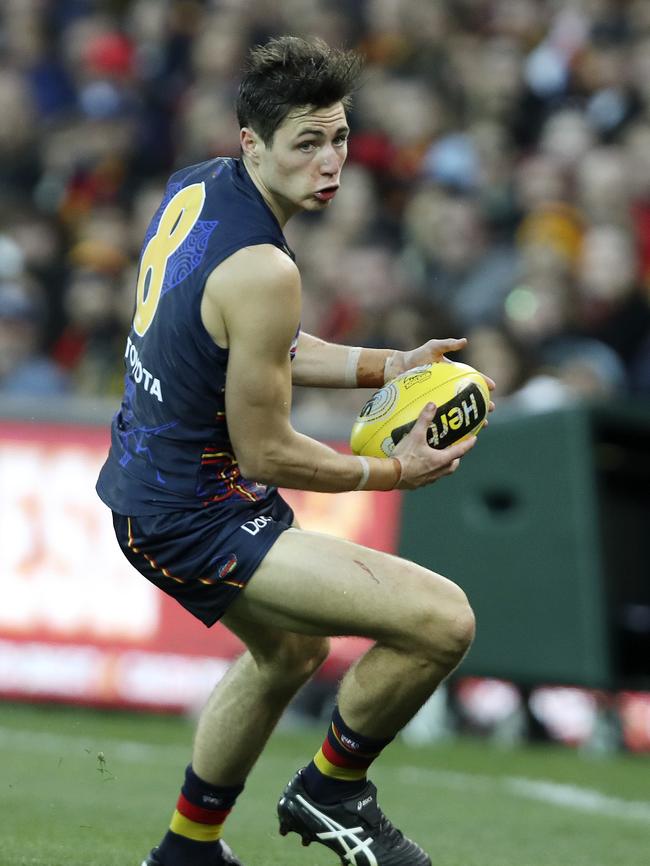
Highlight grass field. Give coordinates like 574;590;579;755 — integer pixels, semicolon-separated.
1;701;648;866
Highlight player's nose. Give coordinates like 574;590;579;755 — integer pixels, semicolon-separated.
319;144;340;175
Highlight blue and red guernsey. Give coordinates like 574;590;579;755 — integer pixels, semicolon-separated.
96;158;297;516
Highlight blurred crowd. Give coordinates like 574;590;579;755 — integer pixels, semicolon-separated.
2;0;650;416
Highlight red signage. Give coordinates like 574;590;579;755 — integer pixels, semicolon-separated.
0;421;400;711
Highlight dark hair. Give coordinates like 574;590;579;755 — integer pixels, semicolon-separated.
236;36;363;144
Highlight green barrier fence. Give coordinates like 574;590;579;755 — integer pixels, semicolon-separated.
398;403;650;690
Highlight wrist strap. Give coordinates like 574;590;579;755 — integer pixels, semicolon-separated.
354;456;370;490
345;347;362;387
354;456;402;491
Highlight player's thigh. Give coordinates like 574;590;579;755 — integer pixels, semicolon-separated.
228;528;468;648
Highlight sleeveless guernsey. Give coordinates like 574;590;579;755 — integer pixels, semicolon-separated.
96;157;296;516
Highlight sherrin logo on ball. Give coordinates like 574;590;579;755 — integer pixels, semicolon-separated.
350;361;489;458
357;381;399;422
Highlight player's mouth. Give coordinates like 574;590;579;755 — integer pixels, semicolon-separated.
314;185;339;202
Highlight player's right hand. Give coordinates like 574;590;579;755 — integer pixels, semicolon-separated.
392;402;476;490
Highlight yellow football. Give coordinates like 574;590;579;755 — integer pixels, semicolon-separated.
350;361;490;458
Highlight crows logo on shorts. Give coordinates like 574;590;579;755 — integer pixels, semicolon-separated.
218;553;238;578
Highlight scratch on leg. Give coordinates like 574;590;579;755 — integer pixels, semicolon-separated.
354;559;380;584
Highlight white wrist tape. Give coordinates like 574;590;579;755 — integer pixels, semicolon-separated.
345;346;362;387
354;456;370;491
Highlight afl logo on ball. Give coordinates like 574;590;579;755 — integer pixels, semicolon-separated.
402;366;432;389
358;383;398;422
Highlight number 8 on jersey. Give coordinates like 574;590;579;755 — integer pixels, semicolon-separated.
133;182;206;336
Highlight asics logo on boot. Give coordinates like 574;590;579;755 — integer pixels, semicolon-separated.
357;797;373;810
296;794;378;866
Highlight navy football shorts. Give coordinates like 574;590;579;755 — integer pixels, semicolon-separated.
112;493;295;627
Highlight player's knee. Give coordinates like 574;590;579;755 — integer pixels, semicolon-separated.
444;591;476;659
414;583;475;668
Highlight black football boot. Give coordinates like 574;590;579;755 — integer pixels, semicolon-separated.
278;769;431;866
141;839;243;866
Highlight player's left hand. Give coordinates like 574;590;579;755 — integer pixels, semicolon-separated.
385;337;496;411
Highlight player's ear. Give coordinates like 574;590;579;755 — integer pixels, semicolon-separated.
240;127;262;163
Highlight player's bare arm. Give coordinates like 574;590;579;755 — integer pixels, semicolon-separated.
291;332;393;388
201;245;472;492
292;333;466;389
202;244;396;492
293;332;496;415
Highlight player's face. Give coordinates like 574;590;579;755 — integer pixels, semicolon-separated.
245;102;349;224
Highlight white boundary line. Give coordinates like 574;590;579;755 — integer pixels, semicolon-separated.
398;766;650;824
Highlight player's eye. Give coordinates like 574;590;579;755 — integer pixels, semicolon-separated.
334;134;348;146
297;140;316;152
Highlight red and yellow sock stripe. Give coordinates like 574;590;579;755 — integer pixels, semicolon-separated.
313;721;381;781
169;793;231;842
